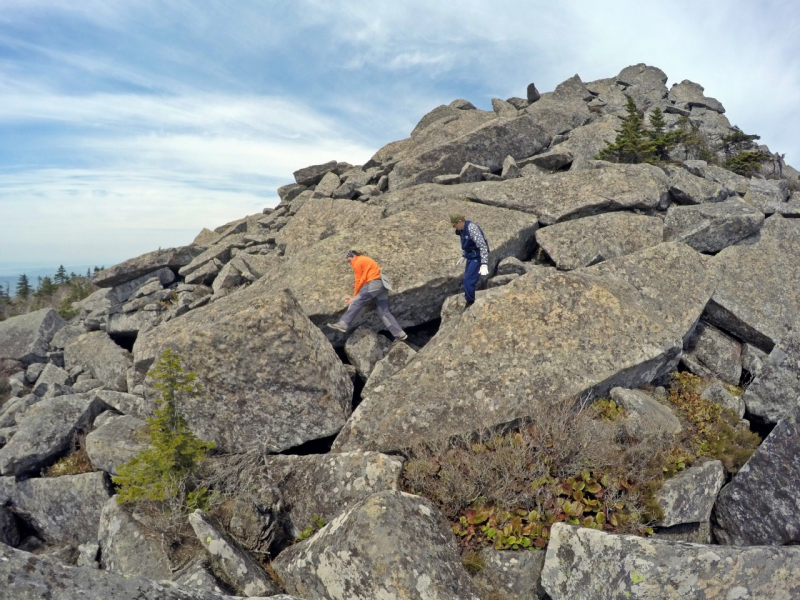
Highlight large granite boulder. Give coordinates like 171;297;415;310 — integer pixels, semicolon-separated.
668;168;731;205
64;331;132;392
343;328;391;380
472;549;547;600
275;198;384;256
389;113;550;189
0;309;65;366
85;414;147;475
92;389;156;421
683;322;742;386
535;212;663;270
363;342;417;395
254;201;538;336
98;496;172;580
663;198;764;253
668;79;725;113
523;95;593;139
293;160;338;186
133;288;353;453
741;333;800;423
463;163;670;225
655;460;725;527
93;246;202;287
0;393;104;476
31;363;70;397
682;161;749;195
0;543;257;600
616;63;669;109
273;490;481;600
552;114;621;170
254;451;404;538
0;472;111;544
334;268;684;453
188;510;280;597
705;215;800;351
743;177;790;214
541;523;800;599
713;402;800;545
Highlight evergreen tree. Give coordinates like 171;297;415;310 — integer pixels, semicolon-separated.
54;265;68;285
34;276;58;299
721;126;768;176
16;274;31;299
597;97;655;164
86;268;92;278
113;349;215;509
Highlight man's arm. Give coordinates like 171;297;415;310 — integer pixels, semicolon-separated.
468;223;489;265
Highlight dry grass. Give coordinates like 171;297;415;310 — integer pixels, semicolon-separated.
42;434;95;477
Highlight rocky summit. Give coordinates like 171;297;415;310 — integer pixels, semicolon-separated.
2;63;800;599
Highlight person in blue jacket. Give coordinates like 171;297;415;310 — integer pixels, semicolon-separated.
450;212;489;306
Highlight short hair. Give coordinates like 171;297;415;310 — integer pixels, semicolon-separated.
449;212;465;226
345;250;361;259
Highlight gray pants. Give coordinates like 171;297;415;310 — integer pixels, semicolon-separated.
335;279;404;337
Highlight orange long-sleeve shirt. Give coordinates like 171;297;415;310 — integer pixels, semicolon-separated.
350;255;381;296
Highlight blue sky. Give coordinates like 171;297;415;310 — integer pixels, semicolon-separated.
1;0;798;272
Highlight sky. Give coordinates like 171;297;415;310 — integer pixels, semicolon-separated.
0;0;798;273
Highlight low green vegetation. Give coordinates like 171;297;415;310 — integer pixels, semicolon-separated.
401;372;760;553
0;265;100;322
113;349;215;510
297;515;326;541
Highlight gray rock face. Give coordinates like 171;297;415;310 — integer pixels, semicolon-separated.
313;171;341;198
519;148;574;171
610;387;682;438
652;521;712;544
554;115;620;171
277;183;308;203
133;289;352;453
682;161;749;195
742;333;800;423
464;163;670;225
684;322;742;386
24;362;45;384
93;389;156;421
553;74;594;102
65;331;132;392
0;393;104;476
700;380;745;418
459;162;491;183
255;201;538;337
744;177;790;214
655;460;725;527
293;160;338;186
0;309;65;366
0;472;111;544
390;113;550;189
668;79;725;113
0;505;20;547
273;490;480;600
663;198;764;253
85;414;147;475
668;168;730;205
344;328;391;380
0;543;249;600
98;496;172;580
472;549;547;600
411;105;461;137
93;246;201;287
174;558;226;594
491;97;517;117
188;510;280;597
0;394;39;429
713;403;800;546
616;63;669;109
363;342;417;395
31;363;70;397
541;523;800;599
536;212;663;270
705;215;800;351
334;267;685;453
275;198;384;257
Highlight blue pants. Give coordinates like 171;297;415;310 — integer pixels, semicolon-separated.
464;259;480;303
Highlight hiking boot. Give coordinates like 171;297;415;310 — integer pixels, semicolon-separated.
395;332;408;342
326;322;347;333
464;300;474;311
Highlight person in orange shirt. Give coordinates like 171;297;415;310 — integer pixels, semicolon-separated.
326;250;407;342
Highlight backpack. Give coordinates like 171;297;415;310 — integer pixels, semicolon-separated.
380;273;393;292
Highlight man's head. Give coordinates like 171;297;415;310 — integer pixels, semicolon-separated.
345;249;360;264
450;212;466;231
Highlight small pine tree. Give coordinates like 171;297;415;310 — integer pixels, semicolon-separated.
54;265;68;285
16;274;31;299
597;97;656;164
113;349;215;509
34;276;58;299
720;126;768;176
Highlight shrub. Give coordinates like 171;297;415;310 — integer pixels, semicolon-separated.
596;98;684;164
44;449;94;477
112;349;215;509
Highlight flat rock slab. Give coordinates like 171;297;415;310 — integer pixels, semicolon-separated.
254;201;538;335
668;168;730;205
334;269;682;453
655;460;724;527
0;393;104;476
93;245;202;287
255;451;404;537
684;322;742;386
705;215;800;352
273;489;481;600
472;549;547;599
0;472;111;544
64;331;132;392
541;523;800;599
713;402;800;545
133;289;352;453
86;414;147;475
742;333;800;423
0;309;65;366
663;199;764;253
189;510;280;597
535;212;663;270
610;387;681;438
98;496;172;580
463;163;670;225
0;543;253;600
